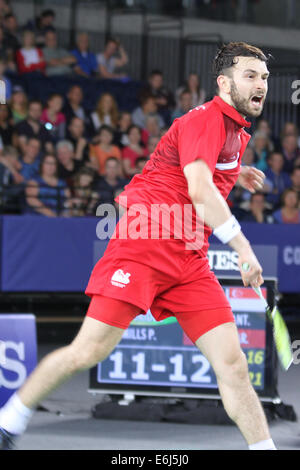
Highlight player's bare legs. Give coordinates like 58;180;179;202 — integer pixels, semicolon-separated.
195;322;271;446
17;317;125;409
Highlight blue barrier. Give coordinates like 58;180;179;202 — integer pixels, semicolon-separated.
0;314;37;407
9;72;143;112
0;215;299;293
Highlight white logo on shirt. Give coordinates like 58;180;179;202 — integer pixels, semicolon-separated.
111;269;131;288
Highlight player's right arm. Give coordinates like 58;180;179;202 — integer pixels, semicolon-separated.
183;159;263;288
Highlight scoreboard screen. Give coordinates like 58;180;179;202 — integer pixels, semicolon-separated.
89;279;278;401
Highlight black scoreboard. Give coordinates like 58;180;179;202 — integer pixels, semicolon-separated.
89;278;278;402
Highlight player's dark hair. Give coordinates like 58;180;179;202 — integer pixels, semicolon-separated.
213;42;269;79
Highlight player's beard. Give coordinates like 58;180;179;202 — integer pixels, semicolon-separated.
230;80;264;118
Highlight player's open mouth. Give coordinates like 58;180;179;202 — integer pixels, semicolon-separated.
250;95;264;108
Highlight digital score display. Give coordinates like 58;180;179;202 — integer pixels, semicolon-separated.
90;282;277;400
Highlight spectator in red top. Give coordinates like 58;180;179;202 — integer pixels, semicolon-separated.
121;125;148;177
41;93;66;142
16;30;46;75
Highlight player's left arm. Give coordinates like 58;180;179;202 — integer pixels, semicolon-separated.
237;166;265;193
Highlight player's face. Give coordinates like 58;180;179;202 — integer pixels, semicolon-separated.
229;57;269;118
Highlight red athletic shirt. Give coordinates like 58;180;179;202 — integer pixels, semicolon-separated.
115;95;251;256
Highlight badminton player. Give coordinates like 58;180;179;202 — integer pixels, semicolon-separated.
0;42;276;450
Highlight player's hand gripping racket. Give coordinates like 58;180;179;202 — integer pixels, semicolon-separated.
242;262;293;371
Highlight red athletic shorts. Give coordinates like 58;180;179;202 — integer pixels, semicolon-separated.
85;232;234;343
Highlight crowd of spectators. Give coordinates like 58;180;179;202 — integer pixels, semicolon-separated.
0;1;299;225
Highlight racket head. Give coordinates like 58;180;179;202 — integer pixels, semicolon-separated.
270;306;293;371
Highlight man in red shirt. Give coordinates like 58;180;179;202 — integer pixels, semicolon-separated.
0;42;275;450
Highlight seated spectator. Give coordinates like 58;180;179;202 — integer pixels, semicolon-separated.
71;32;98;78
97;37;129;80
9;85;28;125
66;117;89;162
25;153;71;217
41;93;66;142
290;166;300;199
63;85;87;125
0;1;12;23
0;25;9;62
0;145;24;213
147;135;160;157
280;134;300;173
71;167;99;216
114;111;132;148
0;26;16;72
176;72;206;108
15;99;54;154
279;121;299;148
273;188;300;224
255;118;274;152
93;156;129;205
43;30;76;76
239;192;274;223
3;12;21;56
171;90;193;122
16;30;46;75
135;156;148;174
242;146;256;166
19;137;41;181
140;70;175;123
0;145;24;186
229;147;256;211
0;103;14;146
89;125;122;175
25;8;56;48
0;58;12;101
142;115;161;146
121;125;148;177
160;126;169;138
89;92;119;134
56;140;84;184
250;130;269;172
263;152;291;208
132;95;165;130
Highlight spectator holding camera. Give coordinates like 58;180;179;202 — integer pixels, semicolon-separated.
41;93;66;142
66;117;89;162
97;37;128;80
15;99;54;154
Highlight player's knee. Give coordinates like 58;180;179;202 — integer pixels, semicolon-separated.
217;349;249;384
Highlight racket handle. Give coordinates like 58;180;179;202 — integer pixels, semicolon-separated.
241;262;268;308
